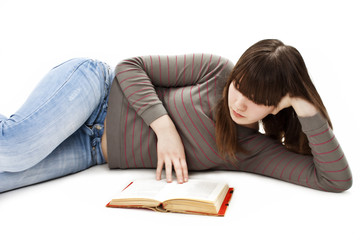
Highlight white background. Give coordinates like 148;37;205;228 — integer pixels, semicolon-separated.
1;0;359;239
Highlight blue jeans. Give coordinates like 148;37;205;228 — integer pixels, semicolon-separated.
0;58;114;193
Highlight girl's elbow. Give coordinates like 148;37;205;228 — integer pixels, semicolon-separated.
326;177;353;193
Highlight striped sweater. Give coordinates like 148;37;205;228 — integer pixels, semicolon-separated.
106;54;352;192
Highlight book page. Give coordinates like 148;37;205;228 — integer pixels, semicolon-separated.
158;179;228;203
112;179;168;201
112;179;228;203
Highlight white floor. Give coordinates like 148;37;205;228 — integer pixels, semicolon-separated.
1;166;359;240
1;1;359;239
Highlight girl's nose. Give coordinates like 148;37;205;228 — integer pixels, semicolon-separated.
235;98;247;112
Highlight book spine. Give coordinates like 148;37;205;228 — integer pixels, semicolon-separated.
217;188;234;216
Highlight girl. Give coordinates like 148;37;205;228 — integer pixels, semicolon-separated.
0;39;352;193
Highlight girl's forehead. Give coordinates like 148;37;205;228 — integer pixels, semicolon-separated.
231;76;284;107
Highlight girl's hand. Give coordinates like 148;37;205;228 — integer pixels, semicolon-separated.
150;115;188;184
272;94;318;117
271;94;292;115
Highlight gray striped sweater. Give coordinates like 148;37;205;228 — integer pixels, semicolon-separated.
106;54;352;192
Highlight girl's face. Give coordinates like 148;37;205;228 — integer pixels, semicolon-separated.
228;81;275;127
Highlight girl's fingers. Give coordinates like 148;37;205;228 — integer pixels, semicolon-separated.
165;158;173;183
180;158;188;182
156;159;164;180
173;159;184;184
156;156;188;184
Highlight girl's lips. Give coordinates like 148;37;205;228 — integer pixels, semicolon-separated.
232;109;245;118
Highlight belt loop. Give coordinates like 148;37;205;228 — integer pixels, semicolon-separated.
82;125;94;136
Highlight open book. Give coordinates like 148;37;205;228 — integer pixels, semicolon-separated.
106;179;233;216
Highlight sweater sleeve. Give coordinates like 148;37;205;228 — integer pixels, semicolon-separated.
236;113;352;192
298;113;352;191
114;54;232;125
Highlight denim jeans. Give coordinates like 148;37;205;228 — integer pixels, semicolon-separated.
0;58;114;192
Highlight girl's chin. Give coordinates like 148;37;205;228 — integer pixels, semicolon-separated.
230;115;258;128
230;115;247;125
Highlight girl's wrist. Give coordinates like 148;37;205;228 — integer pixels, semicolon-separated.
150;115;176;137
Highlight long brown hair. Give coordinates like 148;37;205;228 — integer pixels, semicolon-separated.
215;39;332;158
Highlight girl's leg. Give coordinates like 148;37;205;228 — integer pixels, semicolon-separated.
0;128;92;192
0;58;112;173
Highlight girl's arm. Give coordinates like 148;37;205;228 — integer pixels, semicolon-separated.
114;54;232;183
240;96;352;192
115;54;231;125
